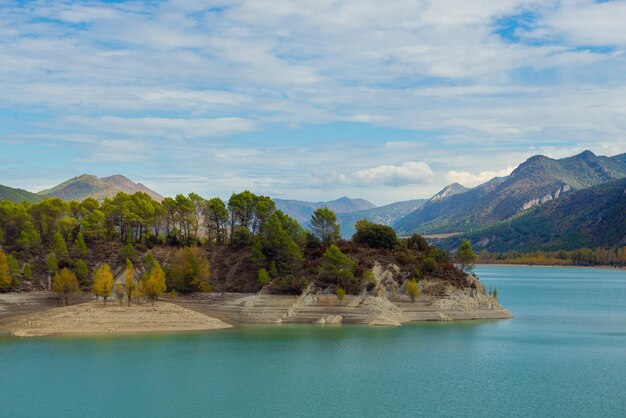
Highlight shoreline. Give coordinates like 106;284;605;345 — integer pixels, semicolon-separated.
0;291;511;337
476;263;626;271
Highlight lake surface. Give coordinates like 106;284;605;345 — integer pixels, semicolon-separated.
1;266;625;417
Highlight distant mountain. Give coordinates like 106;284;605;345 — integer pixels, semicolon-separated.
274;196;376;224
395;151;626;234
0;184;42;204
444;177;626;252
37;174;164;202
337;199;427;238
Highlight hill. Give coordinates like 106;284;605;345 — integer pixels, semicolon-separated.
37;174;164;202
274;196;375;224
395;151;626;234
0;184;42;204
337;199;427;238
443;177;626;252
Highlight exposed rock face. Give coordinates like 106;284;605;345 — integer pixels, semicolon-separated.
175;269;511;326
521;184;571;211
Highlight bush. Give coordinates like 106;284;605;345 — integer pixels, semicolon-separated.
406;279;420;302
73;259;90;287
407;234;429;252
422;257;437;273
120;242;137;262
317;244;357;292
257;268;270;287
352;220;398;249
336;287;346;303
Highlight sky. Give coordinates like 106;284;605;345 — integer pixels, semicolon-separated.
1;0;626;205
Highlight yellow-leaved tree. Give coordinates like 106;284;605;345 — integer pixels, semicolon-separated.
52;268;80;306
92;263;114;305
124;258;135;306
144;265;166;306
0;248;13;292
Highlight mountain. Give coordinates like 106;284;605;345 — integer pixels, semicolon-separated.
395;151;626;234
444;177;626;252
0;184;42;204
274;196;376;224
37;174;164;202
337;199;427;238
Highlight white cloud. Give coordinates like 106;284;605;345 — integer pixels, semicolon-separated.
320;161;434;187
447;166;515;187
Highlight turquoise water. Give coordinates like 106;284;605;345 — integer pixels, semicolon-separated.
1;266;625;417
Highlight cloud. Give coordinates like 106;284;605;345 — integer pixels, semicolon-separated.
447;166;515;187
320;161;434;187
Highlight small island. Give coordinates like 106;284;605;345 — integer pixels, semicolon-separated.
0;190;510;337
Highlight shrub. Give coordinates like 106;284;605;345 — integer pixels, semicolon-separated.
73;259;90;287
336;287;346;304
407;234;429;252
422;257;437;273
120;242;137;263
317;244;357;290
257;268;270;287
352;220;398;249
406;279;420;302
230;226;253;248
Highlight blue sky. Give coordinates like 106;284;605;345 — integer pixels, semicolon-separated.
1;0;626;205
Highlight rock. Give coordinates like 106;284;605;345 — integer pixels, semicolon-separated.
313;314;343;325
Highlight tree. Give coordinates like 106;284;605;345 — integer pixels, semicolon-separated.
257;268;270;287
52;268;80;306
92;263;114;305
352;220;398;249
455;240;476;273
7;254;20;287
310;208;340;245
144;265;166;306
407;234;429;252
74;232;88;258
406;279;420;302
0;248;11;292
73;259;89;286
125;258;135;306
52;231;70;264
262;213;303;273
335;287;346;304
203;197;229;244
318;244;357;291
120;242;137;262
115;284;125;305
46;252;59;277
23;262;33;283
168;247;211;293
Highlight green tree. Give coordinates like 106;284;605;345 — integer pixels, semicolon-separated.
203;197;229;244
407;234;429;252
52;268;80;306
168;247;211;293
7;254;20;287
455;240;476;273
125;258;135;306
92;263;114;305
318;244;357;291
73;259;89;287
310;207;340;245
74;232;88;258
23;262;33;283
120;242;137;262
352;220;398;249
52;231;70;264
263;213;303;272
406;279;420;302
335;287;346;304
46;252;59;277
257;268;270;287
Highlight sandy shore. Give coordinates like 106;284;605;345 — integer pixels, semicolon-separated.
2;301;232;337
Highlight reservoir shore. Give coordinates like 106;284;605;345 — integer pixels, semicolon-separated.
0;288;511;337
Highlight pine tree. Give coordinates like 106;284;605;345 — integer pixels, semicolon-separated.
125;258;135;306
74;232;88;258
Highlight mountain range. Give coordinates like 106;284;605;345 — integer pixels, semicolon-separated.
0;174;163;203
1;149;624;252
394;150;626;237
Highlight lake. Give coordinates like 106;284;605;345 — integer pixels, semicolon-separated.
1;265;625;417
